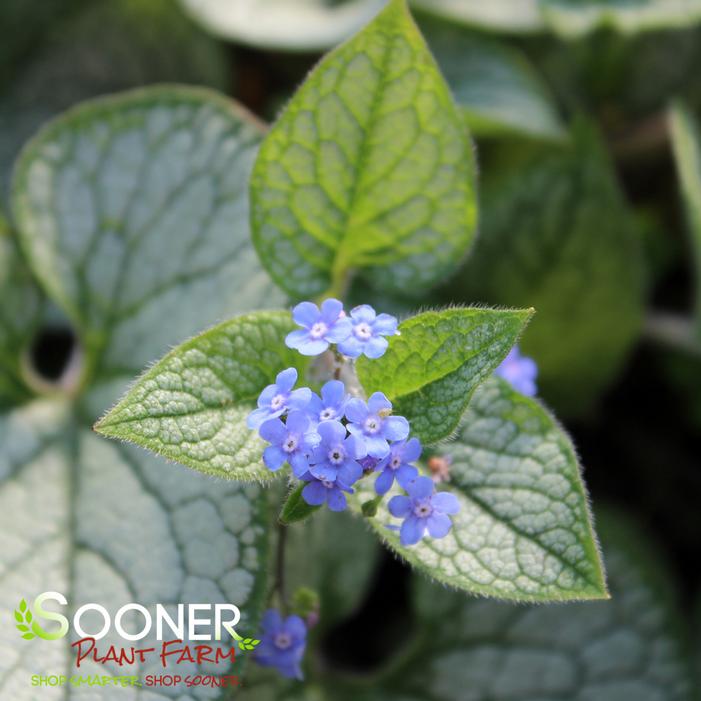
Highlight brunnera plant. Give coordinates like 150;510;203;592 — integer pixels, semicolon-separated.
96;0;607;607
0;0;628;691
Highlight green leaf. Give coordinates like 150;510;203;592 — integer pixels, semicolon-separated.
11;86;284;397
250;0;477;299
541;0;701;38
412;0;544;33
351;377;607;602
95;311;303;481
0;399;271;691
16;623;29;632
14;610;22;623
280;482;323;525
0;0;228;201
356;307;532;444
670;101;701;336
19;598;27;612
421;19;565;141
179;0;386;51
21;633;35;640
447;124;645;415
332;510;694;701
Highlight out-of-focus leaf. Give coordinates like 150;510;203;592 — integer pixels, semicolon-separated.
180;0;386;51
12;86;283;396
0;400;271;697
0;217;43;406
351;378;607;602
0;0;228;199
250;0;477;299
448;124;646;415
542;0;701;38
356;307;531;444
670;101;701;335
421;19;565;140
413;0;544;33
95;312;303;482
333;509;694;701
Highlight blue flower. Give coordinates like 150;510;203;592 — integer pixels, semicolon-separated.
308;420;364;484
495;346;538;397
374;437;421;496
307;380;349;424
259;411;320;477
300;470;356;512
285;298;352;356
388;476;460;546
345;392;409;459
247;368;311;429
337;305;398;359
253;609;307;680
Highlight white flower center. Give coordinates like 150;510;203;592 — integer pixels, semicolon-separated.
328;445;345;465
270;393;286;410
274;632;292;650
390;456;401;470
354;322;372;341
310;321;328;339
321;479;335;489
320;408;336;421
413;500;433;519
283;435;299;453
364;416;381;434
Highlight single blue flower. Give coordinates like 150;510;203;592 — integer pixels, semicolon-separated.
345;392;409;459
307;380;349;425
300;470;356;512
337;304;398;359
388;476;460;546
285;298;352;356
253;609;307;680
259;411;320;477
495;346;538;397
308;420;364;484
247;368;311;430
374;437;421;496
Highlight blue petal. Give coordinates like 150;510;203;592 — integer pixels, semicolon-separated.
338;459;362;486
302;481;327;506
263;446;287;471
345;433;367;460
247;407;272;430
372;313;398;336
365;435;390;459
292;301;320;328
258;417;286;443
344;398;368;424
275;367;298;392
403;437;422;462
317;419;346;445
426;513;453;539
285;410;309;434
285;329;311;350
350;304;376;323
321;379;345;406
257;384;277;408
431;491;460;514
284;615;307;642
400;516;425;546
327;488;347;512
289;453;311;478
367;391;391;414
363;336;388;359
325;317;352;342
383;415;409;442
396;464;418;490
388;495;411;517
337;336;363;358
374;468;394;495
320;298;344;323
295;338;329;356
309;462;337;482
288;387;312;410
261;609;284;634
408;476;434;500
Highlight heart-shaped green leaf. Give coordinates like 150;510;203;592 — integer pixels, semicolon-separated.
356;307;532;444
96;311;305;480
250;0;477;299
351;377;607;601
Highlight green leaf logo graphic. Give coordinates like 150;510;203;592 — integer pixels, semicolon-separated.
15;599;35;640
238;637;260;651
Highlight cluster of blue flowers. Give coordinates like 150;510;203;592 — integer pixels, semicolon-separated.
246;299;461;546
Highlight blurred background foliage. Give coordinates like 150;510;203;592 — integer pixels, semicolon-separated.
2;0;701;697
